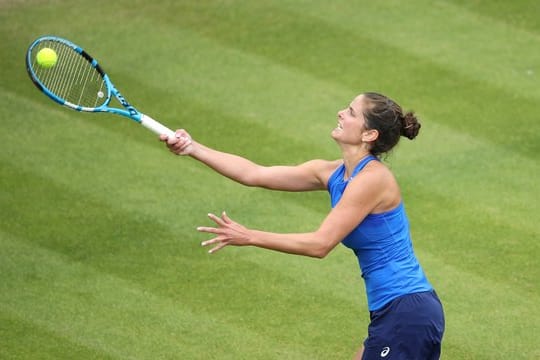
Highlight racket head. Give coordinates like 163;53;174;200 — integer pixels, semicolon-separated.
26;36;112;112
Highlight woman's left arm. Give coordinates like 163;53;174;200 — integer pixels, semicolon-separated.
198;165;388;258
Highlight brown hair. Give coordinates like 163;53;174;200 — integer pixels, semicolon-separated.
362;92;421;157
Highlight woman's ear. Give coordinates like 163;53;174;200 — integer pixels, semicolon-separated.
362;129;379;143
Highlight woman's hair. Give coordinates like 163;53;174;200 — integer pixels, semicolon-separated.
362;92;421;157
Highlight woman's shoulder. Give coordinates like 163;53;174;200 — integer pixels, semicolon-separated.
303;158;343;173
364;157;393;177
305;159;343;188
359;160;402;211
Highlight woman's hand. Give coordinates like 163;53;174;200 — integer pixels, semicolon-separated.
159;129;194;155
198;212;252;254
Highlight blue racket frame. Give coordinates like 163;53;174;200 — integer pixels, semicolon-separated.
26;35;175;137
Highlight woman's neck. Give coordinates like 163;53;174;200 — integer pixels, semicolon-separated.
341;147;372;179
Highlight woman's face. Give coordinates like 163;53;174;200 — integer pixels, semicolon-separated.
332;94;368;145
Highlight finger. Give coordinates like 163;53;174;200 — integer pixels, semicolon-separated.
167;136;179;145
221;211;232;224
208;242;228;254
178;138;192;150
159;134;168;141
201;236;222;247
197;226;221;234
175;129;185;137
181;136;192;145
177;129;188;139
171;140;188;153
207;213;228;227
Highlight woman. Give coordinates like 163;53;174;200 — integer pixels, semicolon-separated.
161;92;445;359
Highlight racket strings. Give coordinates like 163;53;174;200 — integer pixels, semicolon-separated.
31;40;107;109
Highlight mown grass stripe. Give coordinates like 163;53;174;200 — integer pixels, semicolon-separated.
419;248;540;359
0;311;115;360
0;232;321;359
278;0;540;100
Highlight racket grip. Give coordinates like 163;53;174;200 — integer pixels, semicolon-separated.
140;114;176;138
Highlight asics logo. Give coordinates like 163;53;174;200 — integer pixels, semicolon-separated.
380;346;390;357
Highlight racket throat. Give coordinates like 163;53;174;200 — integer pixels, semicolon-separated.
112;88;139;118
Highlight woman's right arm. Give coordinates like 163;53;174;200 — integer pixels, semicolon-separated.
160;130;339;192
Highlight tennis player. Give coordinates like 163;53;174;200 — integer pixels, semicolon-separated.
161;92;445;359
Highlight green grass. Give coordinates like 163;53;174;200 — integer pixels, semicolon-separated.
1;0;539;358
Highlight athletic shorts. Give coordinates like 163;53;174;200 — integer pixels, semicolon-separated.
362;290;445;360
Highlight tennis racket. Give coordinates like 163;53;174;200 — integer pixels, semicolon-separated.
26;35;175;138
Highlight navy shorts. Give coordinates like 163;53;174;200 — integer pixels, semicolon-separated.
362;291;445;360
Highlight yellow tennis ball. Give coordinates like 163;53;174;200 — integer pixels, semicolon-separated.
36;48;58;68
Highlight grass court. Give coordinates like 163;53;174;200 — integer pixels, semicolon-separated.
1;1;539;358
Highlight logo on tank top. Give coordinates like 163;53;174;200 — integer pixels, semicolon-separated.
380;346;390;357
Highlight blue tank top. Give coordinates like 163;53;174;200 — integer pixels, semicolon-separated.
327;155;432;311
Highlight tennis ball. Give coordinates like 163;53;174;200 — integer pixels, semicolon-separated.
36;48;58;68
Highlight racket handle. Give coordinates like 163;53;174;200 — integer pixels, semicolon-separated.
140;114;176;138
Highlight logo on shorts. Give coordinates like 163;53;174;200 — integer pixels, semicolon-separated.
380;346;390;357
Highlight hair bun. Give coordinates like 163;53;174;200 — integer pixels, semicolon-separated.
400;111;421;140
